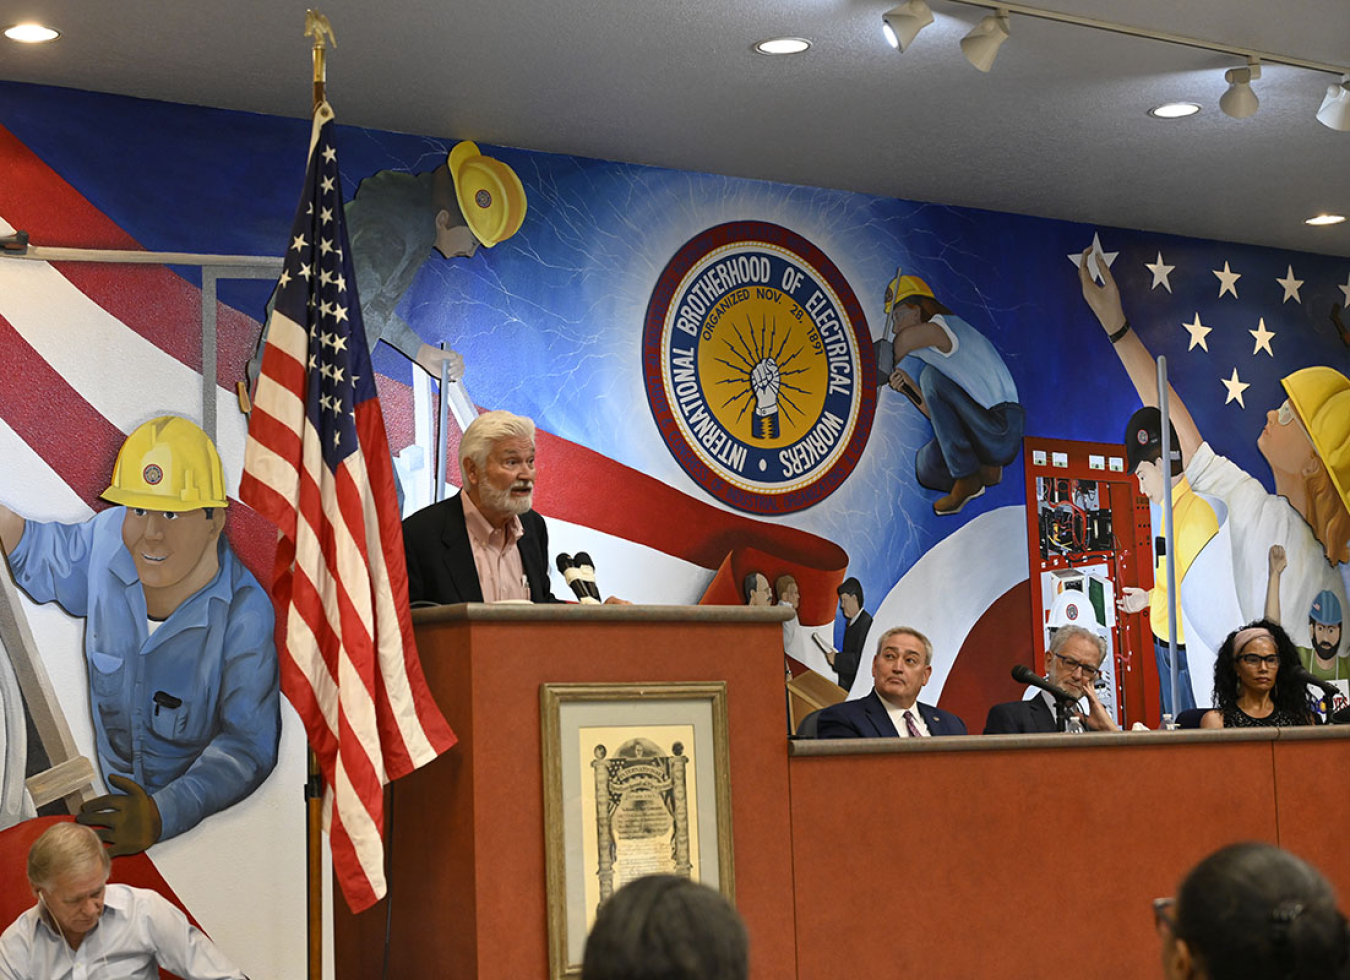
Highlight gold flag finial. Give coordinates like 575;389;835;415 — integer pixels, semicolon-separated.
305;10;336;107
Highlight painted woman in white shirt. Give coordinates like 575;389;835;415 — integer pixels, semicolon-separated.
1078;251;1348;654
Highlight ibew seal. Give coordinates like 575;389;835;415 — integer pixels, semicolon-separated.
643;221;874;514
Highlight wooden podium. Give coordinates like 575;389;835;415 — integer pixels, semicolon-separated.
333;603;798;980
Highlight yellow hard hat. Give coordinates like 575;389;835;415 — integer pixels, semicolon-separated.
1283;366;1350;512
883;266;935;314
447;141;527;248
102;416;229;511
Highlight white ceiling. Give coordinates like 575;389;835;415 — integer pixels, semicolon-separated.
3;0;1349;256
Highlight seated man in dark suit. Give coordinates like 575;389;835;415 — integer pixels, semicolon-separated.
403;410;562;605
817;626;967;738
983;624;1120;734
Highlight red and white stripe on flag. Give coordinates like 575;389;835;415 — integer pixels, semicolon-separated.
240;101;455;913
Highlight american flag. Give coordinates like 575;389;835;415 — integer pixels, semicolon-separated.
240;102;456;913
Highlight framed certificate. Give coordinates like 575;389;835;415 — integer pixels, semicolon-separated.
540;682;734;980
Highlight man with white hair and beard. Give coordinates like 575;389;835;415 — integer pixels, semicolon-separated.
403;410;562;605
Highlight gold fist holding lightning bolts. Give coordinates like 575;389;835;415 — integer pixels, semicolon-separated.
750;356;782;439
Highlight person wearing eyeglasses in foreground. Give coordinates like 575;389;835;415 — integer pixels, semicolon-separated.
1153;842;1350;980
1200;620;1317;729
983;624;1120;733
0;822;246;979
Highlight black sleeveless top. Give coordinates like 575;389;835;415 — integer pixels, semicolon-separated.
1222;704;1310;728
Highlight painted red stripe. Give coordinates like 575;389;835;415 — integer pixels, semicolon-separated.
0;121;265;392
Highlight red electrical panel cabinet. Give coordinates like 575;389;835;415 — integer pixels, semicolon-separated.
1022;437;1159;729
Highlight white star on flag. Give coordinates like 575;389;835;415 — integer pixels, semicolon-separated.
1182;313;1212;351
1068;233;1119;284
1221;367;1250;406
1249;317;1275;356
1276;266;1303;304
1214;262;1241;298
1145;252;1175;292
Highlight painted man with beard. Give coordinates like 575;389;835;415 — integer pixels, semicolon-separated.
1266;546;1346;685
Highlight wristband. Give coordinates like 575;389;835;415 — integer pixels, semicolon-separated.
1108;319;1131;344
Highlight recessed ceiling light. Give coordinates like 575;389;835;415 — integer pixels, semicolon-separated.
753;37;811;56
4;23;60;43
1305;213;1346;226
1148;102;1201;119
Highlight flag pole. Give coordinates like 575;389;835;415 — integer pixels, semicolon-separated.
302;16;334;979
305;9;335;110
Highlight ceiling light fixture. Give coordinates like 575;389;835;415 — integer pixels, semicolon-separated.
1219;58;1261;119
912;1;1349;128
753;37;811;56
882;0;935;52
1305;213;1346;226
1316;75;1350;131
1148;102;1201;119
4;23;60;43
960;10;1010;72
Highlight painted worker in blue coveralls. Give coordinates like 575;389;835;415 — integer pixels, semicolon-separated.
881;269;1025;516
0;416;279;855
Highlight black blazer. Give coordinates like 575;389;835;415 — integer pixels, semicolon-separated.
818;690;967;738
983;695;1058;735
402;493;559;605
836;610;873;692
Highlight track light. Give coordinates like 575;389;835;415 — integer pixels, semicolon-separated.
1317;75;1350;131
882;0;934;52
960;11;1010;73
1219;59;1261;119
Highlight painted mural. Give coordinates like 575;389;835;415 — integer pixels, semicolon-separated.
0;80;1347;975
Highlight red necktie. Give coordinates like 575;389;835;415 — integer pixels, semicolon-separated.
903;710;923;738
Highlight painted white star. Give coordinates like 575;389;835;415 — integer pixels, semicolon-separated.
1340;273;1350;307
332;334;348;352
1221;368;1250;407
322;145;336;164
332;304;348;324
1182;313;1212;351
1249;317;1275;356
1276;265;1303;304
332;366;344;383
318;269;332;287
277;269;292;289
319;238;333;256
320;206;333;225
335;273;347;293
308;353;318;370
328;396;343;416
1068;233;1120;284
333;430;342;448
320;331;335;349
319;363;333;380
298;263;312;281
319;300;332;319
290;234;307;253
1213;261;1241;298
1145;252;1175;292
320;175;335;193
319;393;334;413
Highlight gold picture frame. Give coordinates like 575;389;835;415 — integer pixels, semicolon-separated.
540;681;735;980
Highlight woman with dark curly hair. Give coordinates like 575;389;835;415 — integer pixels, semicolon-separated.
1155;842;1350;980
1201;619;1316;728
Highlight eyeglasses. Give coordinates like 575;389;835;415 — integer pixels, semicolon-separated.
1051;651;1101;680
1277;400;1296;426
1236;653;1280;668
1153;897;1177;937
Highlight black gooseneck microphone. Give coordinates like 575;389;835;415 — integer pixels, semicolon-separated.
1011;663;1080;703
573;551;602;601
555;553;600;604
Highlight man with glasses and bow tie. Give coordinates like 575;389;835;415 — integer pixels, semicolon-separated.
984;625;1120;734
816;627;967;739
